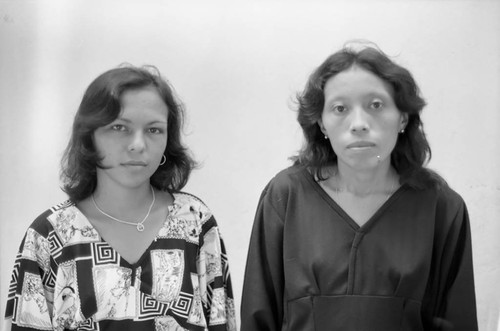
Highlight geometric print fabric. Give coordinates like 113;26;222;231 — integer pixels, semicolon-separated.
5;192;236;330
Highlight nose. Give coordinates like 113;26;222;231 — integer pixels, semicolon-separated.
128;131;146;152
349;107;369;133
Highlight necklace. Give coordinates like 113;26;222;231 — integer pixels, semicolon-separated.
92;186;155;232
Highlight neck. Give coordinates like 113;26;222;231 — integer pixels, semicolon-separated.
329;161;397;197
92;182;154;219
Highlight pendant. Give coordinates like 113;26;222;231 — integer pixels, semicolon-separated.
136;223;145;232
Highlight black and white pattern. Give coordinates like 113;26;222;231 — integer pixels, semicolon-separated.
92;242;119;266
5;193;236;330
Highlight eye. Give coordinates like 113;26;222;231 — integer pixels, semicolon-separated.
332;104;347;113
111;124;127;131
148;127;164;134
371;100;384;110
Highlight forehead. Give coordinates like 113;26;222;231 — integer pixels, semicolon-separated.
119;86;169;120
324;65;394;100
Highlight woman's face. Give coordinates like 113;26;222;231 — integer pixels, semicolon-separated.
319;65;407;171
93;86;168;190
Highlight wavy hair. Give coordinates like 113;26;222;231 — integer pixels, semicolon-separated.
292;44;443;189
61;65;196;201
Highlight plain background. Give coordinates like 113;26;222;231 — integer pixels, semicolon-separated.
1;0;499;329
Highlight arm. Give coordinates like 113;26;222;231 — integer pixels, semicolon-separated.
423;197;478;330
198;217;237;331
4;227;55;331
441;202;477;330
240;189;285;331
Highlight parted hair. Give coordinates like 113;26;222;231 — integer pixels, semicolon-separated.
292;44;443;189
61;65;196;201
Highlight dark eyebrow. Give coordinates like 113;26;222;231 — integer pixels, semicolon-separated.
147;120;168;126
114;117;132;123
367;87;394;98
114;117;167;126
366;90;390;97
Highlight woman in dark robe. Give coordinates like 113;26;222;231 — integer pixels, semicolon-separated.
240;44;478;331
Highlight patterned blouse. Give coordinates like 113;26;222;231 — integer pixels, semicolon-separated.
5;192;236;331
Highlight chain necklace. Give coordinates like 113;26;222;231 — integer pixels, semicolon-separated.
92;186;155;232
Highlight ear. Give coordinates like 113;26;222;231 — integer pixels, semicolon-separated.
400;113;409;131
317;119;327;135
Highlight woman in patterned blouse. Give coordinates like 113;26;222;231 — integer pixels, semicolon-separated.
4;65;236;331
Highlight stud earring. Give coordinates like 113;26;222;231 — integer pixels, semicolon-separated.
324;135;329;140
399;129;405;134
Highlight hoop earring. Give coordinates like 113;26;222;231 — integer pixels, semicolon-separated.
159;155;166;165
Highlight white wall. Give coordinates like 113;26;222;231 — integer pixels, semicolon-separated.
1;0;499;329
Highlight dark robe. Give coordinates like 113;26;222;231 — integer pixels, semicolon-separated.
241;166;477;331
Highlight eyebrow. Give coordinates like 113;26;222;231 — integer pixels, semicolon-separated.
366;90;391;97
326;90;392;102
115;118;167;125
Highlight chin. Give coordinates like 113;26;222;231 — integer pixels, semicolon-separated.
341;155;377;168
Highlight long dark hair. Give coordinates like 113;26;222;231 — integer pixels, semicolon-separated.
61;65;196;201
292;44;443;189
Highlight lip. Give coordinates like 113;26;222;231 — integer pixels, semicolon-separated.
346;141;376;149
122;160;147;166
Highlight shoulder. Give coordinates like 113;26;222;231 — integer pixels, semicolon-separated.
434;183;467;215
171;191;210;209
27;200;76;236
263;165;310;195
403;167;448;190
170;191;214;225
18;200;82;259
407;181;466;211
407;183;469;231
257;165;313;212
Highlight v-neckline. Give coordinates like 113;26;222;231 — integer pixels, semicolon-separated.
303;169;406;231
70;194;178;268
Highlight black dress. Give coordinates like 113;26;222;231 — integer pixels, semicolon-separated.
241;166;477;331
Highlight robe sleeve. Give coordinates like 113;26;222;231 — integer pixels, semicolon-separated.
423;195;478;331
4;225;55;331
198;216;237;331
241;186;285;331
